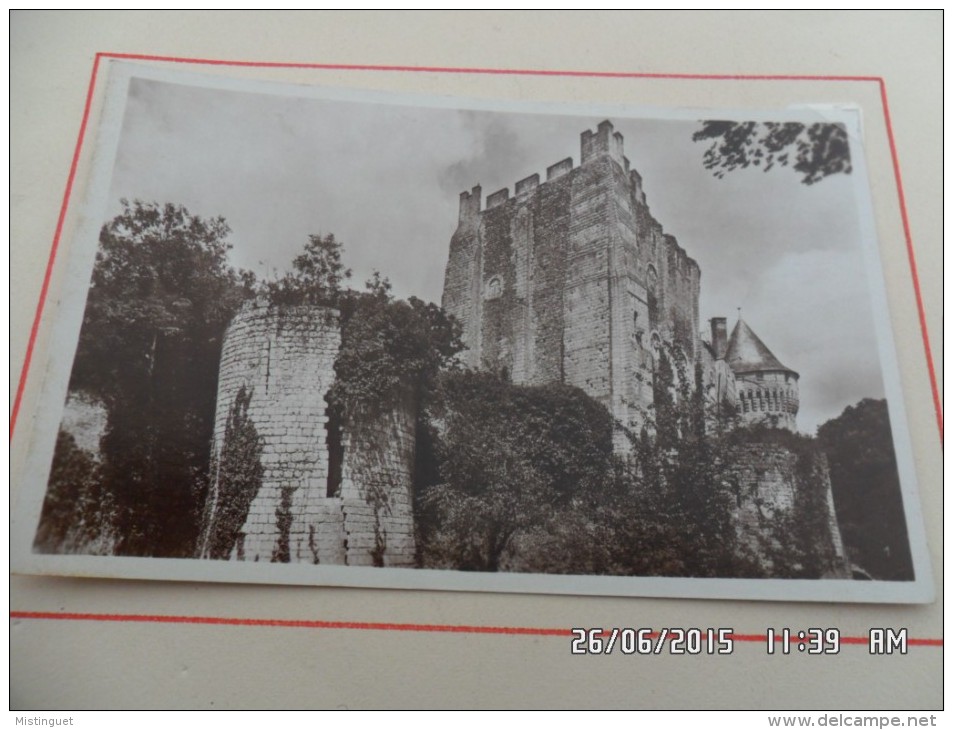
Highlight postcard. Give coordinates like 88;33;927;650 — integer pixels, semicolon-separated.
10;61;934;602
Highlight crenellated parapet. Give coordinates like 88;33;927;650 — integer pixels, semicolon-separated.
458;184;482;223
441;120;702;447
581;119;627;169
443;119;799;457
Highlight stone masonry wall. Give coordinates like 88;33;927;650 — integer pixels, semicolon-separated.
442;186;484;371
201;301;340;562
442;120;700;445
200;300;416;567
726;443;849;577
340;400;417;567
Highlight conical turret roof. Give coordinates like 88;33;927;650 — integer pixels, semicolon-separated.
725;319;798;377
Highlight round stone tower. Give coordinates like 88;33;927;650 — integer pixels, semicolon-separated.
199;299;416;566
725;319;799;431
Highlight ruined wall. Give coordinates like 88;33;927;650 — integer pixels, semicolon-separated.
726;443;849;578
339;401;417;567
443;186;484;371
200;300;415;567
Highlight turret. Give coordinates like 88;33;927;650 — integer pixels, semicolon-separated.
581;119;626;167
725;319;799;431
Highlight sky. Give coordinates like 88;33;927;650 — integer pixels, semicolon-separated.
104;75;887;435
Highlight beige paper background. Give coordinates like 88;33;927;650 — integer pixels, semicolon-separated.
10;11;942;709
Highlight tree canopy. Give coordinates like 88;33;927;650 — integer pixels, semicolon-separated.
818;398;913;580
330;286;464;420
415;371;617;572
258;233;351;307
49;200;253;557
692;120;852;185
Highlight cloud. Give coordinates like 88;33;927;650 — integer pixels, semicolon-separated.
105;77;888;434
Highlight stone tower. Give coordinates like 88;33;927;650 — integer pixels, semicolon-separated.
724;318;800;431
442;120;701;447
440;121;849;578
199;299;416;566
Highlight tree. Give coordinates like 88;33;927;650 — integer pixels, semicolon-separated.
259;233;351;307
64;200;253;557
621;345;754;578
692;121;852;185
415;371;617;572
817;399;913;580
329;279;463;421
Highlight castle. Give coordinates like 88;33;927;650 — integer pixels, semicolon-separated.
442;119;800;444
196;120;846;575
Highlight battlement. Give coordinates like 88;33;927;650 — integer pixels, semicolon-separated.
456;120;636;219
458;184;482;222
486;187;510;209
581;119;626;168
458;156;577;219
456;120;635;219
547;157;573;181
515;173;539;201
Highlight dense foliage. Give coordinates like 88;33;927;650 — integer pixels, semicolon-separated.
416;343;848;580
331;276;463;420
415;371;617;572
41;201;253;557
201;386;264;560
817;399;913;580
34;431;116;554
256;235;463;420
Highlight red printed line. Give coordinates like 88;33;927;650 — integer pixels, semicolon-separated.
10;54;102;439
9;611;566;636
9;612;943;646
98;52;884;83
878;79;944;444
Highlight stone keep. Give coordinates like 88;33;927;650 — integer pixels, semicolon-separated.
442;120;847;576
442;120;807;440
199;300;416;566
442;120;700;448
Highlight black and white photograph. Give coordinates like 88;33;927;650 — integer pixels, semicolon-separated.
12;62;932;602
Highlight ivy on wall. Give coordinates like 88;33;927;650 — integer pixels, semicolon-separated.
203;386;264;560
